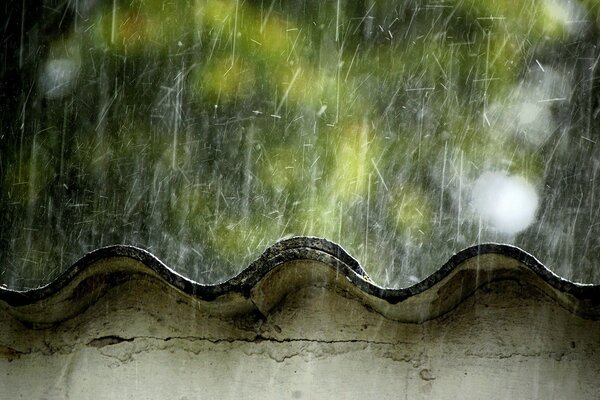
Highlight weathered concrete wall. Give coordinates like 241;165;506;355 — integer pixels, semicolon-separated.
1;239;599;399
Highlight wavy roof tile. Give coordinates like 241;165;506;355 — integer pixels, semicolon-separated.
1;237;598;324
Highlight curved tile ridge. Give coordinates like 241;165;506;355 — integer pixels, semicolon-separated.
1;237;599;323
0;237;365;306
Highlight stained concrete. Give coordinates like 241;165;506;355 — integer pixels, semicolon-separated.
1;240;599;399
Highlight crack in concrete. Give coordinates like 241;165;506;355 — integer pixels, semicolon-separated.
3;334;400;361
87;336;135;348
464;350;570;361
5;333;582;367
6;334;410;365
82;334;404;364
89;334;398;347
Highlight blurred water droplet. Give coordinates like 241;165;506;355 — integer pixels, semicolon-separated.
471;171;539;235
39;58;79;99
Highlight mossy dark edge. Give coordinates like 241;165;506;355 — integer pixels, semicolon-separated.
1;237;598;308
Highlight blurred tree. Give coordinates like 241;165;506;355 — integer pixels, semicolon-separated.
1;0;599;288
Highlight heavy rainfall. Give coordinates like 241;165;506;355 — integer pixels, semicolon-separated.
1;0;599;289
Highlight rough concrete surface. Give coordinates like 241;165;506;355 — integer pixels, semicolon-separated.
1;239;599;399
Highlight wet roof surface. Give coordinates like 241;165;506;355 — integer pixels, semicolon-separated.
2;237;599;323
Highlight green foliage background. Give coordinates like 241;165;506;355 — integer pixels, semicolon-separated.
2;0;600;288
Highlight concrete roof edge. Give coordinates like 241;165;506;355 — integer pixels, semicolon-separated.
1;237;599;320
